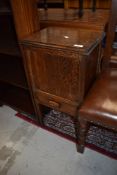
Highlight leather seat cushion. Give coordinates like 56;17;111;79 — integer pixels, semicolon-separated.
79;69;117;130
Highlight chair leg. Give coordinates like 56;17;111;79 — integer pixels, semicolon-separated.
77;118;88;153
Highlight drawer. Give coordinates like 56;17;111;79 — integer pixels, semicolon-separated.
35;90;78;116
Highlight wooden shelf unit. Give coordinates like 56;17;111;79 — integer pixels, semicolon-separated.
0;82;35;116
0;0;36;119
0;54;28;89
0;8;20;56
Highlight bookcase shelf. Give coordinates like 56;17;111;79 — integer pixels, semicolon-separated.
0;54;28;89
0;0;36;120
0;82;35;117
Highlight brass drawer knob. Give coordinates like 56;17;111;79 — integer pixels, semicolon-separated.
49;100;60;108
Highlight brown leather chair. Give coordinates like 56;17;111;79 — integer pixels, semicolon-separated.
77;68;117;153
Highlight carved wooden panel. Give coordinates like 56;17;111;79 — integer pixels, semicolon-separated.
23;47;80;102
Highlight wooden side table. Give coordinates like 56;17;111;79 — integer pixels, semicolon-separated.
21;27;102;125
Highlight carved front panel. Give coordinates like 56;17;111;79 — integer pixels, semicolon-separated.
24;46;81;102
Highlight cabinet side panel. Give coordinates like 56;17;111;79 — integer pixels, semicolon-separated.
84;45;100;95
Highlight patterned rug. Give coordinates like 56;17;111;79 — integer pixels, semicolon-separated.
16;110;117;160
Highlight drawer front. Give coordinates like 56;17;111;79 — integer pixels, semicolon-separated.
35;90;78;116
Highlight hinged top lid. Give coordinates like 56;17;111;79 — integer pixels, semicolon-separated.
21;27;103;55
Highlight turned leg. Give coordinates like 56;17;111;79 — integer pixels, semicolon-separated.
79;0;84;18
34;101;44;126
74;116;79;149
77;118;88;153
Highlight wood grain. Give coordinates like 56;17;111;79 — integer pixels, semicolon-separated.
10;0;40;40
21;27;101;116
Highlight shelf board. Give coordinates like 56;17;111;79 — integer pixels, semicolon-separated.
0;43;20;57
0;83;36;118
0;54;28;89
0;8;11;15
0;12;21;56
0;31;20;57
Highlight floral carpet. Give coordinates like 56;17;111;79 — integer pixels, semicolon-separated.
16;110;117;159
